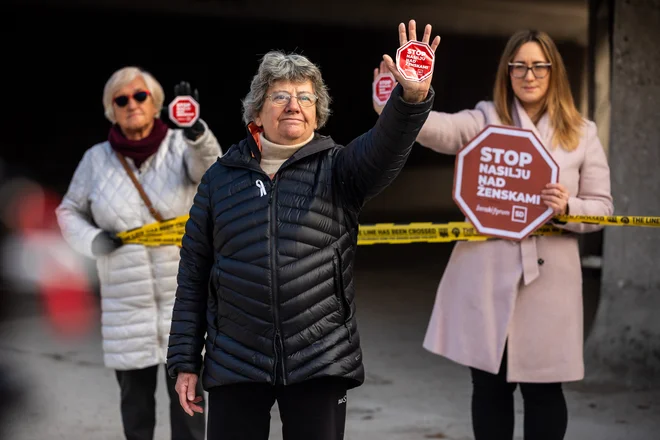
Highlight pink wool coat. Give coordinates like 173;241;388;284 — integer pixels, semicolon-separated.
420;99;613;383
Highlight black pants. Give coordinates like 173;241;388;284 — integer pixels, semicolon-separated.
207;377;348;440
470;350;568;440
115;365;205;440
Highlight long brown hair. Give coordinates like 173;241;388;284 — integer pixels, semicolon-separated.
493;30;584;151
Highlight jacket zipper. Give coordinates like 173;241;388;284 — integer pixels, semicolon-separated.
211;160;287;384
269;176;287;385
219;156;306;384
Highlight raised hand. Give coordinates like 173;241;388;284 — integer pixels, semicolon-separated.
382;19;441;103
372;60;396;115
173;81;205;141
174;81;199;103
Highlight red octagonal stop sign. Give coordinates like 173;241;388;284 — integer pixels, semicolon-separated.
453;125;559;240
396;40;434;82
168;95;200;127
372;72;396;106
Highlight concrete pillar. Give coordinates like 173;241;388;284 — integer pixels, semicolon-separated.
580;0;612;338
585;0;660;386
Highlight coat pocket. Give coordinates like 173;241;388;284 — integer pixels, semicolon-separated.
206;274;222;347
332;249;353;342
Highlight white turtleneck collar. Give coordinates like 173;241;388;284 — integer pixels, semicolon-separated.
259;132;315;176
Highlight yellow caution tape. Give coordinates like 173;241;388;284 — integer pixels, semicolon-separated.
115;214;660;247
116;215;188;242
121;234;183;247
357;222;565;245
554;215;660;227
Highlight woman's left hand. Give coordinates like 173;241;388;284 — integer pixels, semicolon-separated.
382;19;441;104
542;183;570;215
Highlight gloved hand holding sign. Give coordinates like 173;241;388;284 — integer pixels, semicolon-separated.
169;81;205;141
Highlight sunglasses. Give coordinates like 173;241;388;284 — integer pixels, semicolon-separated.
113;90;151;107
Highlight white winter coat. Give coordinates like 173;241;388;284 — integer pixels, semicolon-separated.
56;121;221;370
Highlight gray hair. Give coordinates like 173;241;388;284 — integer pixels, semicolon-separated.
242;51;332;128
102;66;165;123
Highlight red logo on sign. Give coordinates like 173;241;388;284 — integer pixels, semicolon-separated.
396;41;434;82
373;73;396;106
168;95;200;127
452;125;559;240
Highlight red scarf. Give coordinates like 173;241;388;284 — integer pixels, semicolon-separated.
108;119;169;168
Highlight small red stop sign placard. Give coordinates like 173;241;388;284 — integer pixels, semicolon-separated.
395;41;435;82
168;95;200;127
373;73;396;106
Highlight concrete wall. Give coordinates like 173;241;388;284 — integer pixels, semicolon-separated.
585;0;660;386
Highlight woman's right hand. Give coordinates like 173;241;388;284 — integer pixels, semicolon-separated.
91;231;123;257
372;60;396;116
175;372;204;416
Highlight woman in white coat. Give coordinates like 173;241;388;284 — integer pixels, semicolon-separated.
373;30;613;439
56;66;221;440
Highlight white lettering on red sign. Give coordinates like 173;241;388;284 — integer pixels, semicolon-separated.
168;95;200;127
452;125;559;240
373;73;396;106
176;102;194;118
476;187;541;204
477;146;540;205
405;48;428;69
480;147;533;167
378;78;393;95
395;41;434;82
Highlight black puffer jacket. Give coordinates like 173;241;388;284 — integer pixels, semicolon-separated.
167;85;434;390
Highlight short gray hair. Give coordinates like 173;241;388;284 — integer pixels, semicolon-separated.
102;66;165;123
242;51;332;128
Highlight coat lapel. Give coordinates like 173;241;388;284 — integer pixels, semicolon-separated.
513;99;552;151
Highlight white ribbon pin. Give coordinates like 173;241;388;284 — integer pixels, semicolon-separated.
256;180;267;197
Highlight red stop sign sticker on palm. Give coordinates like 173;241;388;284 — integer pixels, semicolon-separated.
168;95;200;127
373;73;396;106
396;40;435;82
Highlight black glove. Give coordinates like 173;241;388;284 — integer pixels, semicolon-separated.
174;81;205;141
91;231;123;257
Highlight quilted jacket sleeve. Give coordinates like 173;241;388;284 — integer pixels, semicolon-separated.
333;84;434;209
167;168;215;378
183;119;222;184
55;149;103;259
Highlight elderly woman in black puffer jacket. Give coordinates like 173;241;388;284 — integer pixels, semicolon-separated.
167;20;439;440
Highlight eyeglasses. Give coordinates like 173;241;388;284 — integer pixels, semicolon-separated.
113;90;151;107
266;91;318;108
508;62;552;79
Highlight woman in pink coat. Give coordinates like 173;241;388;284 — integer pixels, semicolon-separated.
373;30;613;439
